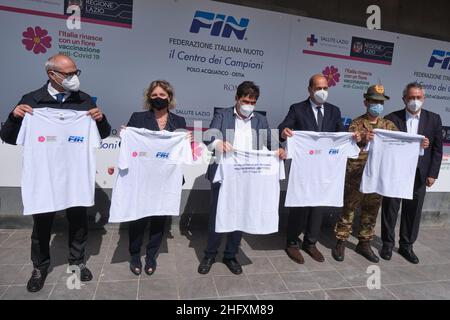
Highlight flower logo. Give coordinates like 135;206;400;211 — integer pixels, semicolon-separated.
322;66;340;87
191;141;203;161
132;151;138;158
38;136;46;142
309;150;314;155
22;26;52;54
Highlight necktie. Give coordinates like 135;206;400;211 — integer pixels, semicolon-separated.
316;106;323;131
55;93;65;103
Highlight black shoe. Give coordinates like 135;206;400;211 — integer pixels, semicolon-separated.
73;263;93;282
379;245;393;261
222;258;242;275
26;268;48;293
398;246;419;264
144;256;157;276
129;256;142;276
198;257;215;275
355;241;379;263
332;240;346;262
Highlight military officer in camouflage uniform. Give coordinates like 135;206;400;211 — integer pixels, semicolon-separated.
332;84;398;263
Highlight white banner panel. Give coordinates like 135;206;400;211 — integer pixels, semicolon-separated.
1;0;449;191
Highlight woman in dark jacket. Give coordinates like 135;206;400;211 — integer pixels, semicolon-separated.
125;80;189;276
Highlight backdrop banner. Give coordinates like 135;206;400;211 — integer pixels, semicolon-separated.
1;0;449;191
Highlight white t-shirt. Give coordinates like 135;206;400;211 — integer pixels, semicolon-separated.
109;127;193;223
360;129;424;199
16;108;101;215
213;149;285;234
285;131;360;207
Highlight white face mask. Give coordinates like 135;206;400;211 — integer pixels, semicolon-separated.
406;99;423;113
54;72;80;92
313;89;328;105
239;104;255;118
62;75;80;92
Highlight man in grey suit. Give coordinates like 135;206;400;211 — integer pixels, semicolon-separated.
198;81;286;275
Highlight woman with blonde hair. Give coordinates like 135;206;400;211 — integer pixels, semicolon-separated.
125;80;188;276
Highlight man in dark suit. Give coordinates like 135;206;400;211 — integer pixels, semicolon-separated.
0;53;111;292
198;81;286;275
278;74;351;264
380;82;443;264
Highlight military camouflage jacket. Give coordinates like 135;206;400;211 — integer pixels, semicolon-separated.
347;113;398;170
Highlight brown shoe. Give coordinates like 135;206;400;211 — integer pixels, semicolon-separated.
285;246;305;264
332;240;346;262
302;243;325;262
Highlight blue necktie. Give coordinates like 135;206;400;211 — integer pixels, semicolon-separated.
55;93;65;103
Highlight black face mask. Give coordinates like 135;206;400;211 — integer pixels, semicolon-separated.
150;97;169;110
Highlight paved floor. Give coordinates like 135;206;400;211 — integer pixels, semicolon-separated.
1;223;450;300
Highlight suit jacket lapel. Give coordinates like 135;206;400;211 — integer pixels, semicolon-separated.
251;115;259;150
399;109;407;132
34;84;60;104
166;112;176;131
418;109;427;135
250;115;258;130
146;110;159;131
322;103;330;131
305;100;319;131
224;107;235;145
228;107;236;131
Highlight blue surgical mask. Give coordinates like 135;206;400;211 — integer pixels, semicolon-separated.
368;103;383;117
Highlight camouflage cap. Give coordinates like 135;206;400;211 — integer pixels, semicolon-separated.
363;84;390;101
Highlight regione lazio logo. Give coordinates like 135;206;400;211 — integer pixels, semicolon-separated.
22;26;52;54
38;136;46;142
428;50;450;70
68;136;84;143
189;10;249;40
352;41;364;54
309;150;322;155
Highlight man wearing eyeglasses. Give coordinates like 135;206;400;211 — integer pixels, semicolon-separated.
0;53;111;293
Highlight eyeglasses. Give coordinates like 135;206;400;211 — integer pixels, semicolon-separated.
52;69;81;77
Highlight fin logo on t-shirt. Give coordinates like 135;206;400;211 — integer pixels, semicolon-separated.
329;148;339;155
155;152;170;159
68;136;84;143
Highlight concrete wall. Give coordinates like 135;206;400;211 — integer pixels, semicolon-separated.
1;186;449;229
